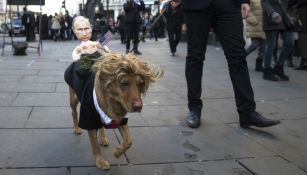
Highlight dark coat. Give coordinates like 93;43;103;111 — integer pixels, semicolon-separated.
182;0;250;10
163;3;184;32
288;0;307;32
124;1;145;24
261;0;289;30
289;0;307;57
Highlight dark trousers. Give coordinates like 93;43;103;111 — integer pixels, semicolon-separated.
264;30;294;69
168;29;181;53
119;28;127;44
126;24;140;51
246;38;266;59
185;0;256;116
25;24;31;41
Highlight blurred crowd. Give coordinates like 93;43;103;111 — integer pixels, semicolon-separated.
5;0;307;78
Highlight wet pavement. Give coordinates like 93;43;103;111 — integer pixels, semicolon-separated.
0;37;307;175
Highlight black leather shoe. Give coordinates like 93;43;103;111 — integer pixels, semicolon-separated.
186;111;201;128
240;111;281;128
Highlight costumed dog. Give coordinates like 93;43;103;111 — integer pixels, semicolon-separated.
64;41;163;170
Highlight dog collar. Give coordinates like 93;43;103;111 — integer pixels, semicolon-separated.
93;87;113;125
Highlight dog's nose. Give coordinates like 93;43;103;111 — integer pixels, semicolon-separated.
132;101;143;112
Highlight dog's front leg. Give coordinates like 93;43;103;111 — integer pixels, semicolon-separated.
98;128;110;146
88;129;110;170
114;124;132;158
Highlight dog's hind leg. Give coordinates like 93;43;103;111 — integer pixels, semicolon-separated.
69;87;82;135
98;128;110;146
88;129;110;170
114;124;132;158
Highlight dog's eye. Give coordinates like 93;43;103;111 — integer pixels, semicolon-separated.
139;82;145;91
120;82;129;90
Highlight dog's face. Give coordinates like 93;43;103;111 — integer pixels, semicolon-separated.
92;53;163;113
110;74;145;112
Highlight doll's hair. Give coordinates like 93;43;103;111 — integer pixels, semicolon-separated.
72;16;92;29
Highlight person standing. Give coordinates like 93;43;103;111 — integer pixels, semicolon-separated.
21;7;32;42
245;0;266;71
289;0;307;70
117;11;127;44
124;0;145;55
261;0;294;81
182;0;281;128
162;0;184;56
51;13;61;41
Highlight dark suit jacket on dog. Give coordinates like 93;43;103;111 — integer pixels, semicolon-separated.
64;61;127;130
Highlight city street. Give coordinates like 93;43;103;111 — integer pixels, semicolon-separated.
0;38;307;175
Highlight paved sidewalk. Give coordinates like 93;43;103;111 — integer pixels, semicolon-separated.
0;38;307;175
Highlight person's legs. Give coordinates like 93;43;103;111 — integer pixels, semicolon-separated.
274;30;294;81
174;29;182;53
168;31;175;55
213;0;280;128
277;30;294;66
246;38;260;56
126;26;133;53
213;7;256;116
185;10;211;128
132;24;141;54
262;30;279;81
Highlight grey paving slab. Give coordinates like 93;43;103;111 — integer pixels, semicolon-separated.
143;92;186;106
25;107;74;128
12;93;68;107
21;75;65;83
0;167;67;175
263;98;307;120
0;93;18;107
71;160;251;175
38;70;65;76
19;62;61;70
123;125;275;164
231;119;307;171
253;84;307;100
0;107;32;128
239;156;306;175
0;82;55;93
0;75;23;82
125;112;147;127
55;83;68;92
0;129;127;168
0;70;38;75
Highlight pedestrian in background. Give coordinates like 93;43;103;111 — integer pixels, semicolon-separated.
51;13;61;41
162;0;184;56
182;0;280;129
289;0;307;70
124;0;145;55
245;0;265;71
116;11;127;44
261;0;294;81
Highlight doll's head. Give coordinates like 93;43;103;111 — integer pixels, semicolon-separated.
72;16;92;42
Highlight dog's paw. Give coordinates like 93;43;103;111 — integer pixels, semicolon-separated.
96;158;110;170
113;145;125;158
99;137;110;146
73;128;82;135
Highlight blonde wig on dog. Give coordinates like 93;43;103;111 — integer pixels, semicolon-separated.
92;53;164;94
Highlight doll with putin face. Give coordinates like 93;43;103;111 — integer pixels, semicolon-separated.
72;16;110;61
